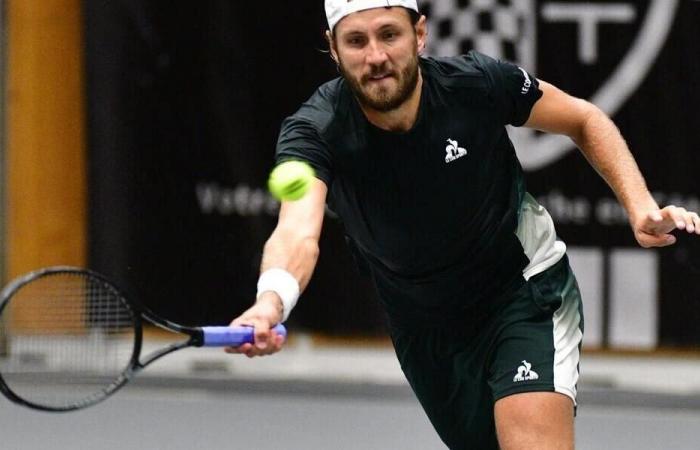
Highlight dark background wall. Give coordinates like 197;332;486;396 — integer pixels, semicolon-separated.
84;1;700;345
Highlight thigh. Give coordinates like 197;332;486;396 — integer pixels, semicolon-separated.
391;327;500;450
488;256;583;449
495;391;574;450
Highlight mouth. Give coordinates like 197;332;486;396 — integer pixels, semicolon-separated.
365;73;394;83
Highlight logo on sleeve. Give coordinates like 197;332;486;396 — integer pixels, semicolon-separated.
444;138;467;163
513;360;539;382
518;67;532;94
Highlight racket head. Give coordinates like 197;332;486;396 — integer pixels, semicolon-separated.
0;267;142;411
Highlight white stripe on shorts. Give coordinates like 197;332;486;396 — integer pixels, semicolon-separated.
552;279;583;404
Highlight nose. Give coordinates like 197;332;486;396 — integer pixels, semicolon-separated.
365;39;388;66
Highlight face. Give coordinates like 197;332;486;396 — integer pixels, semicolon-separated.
330;8;426;112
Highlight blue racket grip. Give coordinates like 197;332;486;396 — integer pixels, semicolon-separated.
200;324;287;347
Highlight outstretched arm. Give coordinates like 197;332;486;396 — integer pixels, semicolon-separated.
524;80;700;247
226;178;327;357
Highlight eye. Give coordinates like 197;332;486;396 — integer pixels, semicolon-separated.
382;29;400;41
345;35;366;47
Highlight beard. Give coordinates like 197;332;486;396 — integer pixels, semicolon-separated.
339;51;420;113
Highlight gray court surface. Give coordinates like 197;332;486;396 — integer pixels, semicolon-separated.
3;380;700;449
2;341;700;449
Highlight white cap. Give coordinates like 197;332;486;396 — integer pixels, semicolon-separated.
325;0;419;32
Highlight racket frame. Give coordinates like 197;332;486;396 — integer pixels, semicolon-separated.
0;266;208;412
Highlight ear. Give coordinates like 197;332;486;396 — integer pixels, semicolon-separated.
415;15;427;54
325;30;339;64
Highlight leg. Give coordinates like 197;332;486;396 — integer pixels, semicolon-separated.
495;392;574;450
391;326;501;450
488;256;583;449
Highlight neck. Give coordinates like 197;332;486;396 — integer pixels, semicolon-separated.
360;73;423;132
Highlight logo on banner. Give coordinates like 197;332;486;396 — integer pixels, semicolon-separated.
419;0;678;170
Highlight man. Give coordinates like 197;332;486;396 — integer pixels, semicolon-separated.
226;1;700;449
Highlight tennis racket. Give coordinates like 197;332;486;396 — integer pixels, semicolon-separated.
0;266;286;412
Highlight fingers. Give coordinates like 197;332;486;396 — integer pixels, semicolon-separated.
638;209;675;235
224;316;285;357
636;206;700;248
232;329;285;358
222;295;286;357
660;206;700;234
688;211;700;235
224;333;285;357
250;332;285;355
665;206;691;232
636;230;676;248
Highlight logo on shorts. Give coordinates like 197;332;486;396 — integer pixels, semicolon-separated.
420;0;678;170
513;360;539;382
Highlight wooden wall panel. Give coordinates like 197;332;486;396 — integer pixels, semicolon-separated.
5;0;86;279
3;0;86;334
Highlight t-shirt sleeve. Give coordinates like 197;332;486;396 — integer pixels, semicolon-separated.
475;52;543;127
276;114;333;186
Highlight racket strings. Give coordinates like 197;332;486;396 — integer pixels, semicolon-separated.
0;271;137;409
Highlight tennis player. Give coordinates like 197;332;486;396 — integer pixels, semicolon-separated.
227;1;700;449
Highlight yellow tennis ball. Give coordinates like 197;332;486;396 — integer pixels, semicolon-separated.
267;160;315;201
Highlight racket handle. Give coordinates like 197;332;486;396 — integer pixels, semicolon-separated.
200;324;287;347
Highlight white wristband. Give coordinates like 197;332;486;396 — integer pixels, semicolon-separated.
256;268;300;322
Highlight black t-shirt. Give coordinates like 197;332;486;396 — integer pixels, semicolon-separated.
276;51;543;327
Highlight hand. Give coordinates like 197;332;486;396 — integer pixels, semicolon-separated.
631;205;700;248
224;292;286;357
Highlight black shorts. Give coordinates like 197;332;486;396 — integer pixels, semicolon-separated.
390;255;584;450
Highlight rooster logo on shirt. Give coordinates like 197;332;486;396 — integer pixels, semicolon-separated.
445;138;468;163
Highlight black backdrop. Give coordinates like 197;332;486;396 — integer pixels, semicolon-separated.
85;1;700;344
85;0;385;333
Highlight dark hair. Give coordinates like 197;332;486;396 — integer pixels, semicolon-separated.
407;9;421;26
